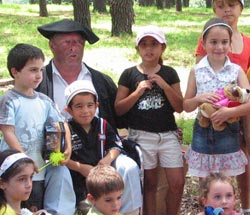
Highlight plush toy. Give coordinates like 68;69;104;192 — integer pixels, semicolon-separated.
199;82;250;131
204;206;224;215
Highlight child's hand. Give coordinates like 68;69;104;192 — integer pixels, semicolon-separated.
136;80;152;96
147;73;166;89
60;148;71;165
210;106;232;125
196;92;221;104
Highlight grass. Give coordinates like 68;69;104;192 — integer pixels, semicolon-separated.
1;3;250;78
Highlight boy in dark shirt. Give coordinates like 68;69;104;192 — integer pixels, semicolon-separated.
64;80;142;215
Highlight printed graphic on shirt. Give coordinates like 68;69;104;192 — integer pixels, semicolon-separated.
138;84;165;110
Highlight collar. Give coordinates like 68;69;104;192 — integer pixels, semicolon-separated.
196;55;232;71
51;61;91;80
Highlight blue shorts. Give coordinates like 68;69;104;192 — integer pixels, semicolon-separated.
192;119;240;154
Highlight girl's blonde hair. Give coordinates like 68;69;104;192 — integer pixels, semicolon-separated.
199;172;235;207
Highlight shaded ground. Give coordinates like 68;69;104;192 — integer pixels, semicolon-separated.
180;175;200;215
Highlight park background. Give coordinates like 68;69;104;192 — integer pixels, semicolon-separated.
0;1;250;214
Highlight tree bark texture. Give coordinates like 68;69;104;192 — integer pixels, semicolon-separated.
93;0;107;13
183;0;189;7
139;0;155;6
110;0;134;36
39;0;48;17
73;0;91;29
156;0;171;8
52;0;62;4
206;0;212;8
176;0;182;11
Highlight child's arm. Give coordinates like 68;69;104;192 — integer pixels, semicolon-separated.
66;160;94;177
59;122;72;165
98;148;120;166
0;124;24;152
115;80;152;116
183;69;219;112
147;73;183;113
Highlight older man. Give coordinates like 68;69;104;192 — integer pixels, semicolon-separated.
36;19;141;215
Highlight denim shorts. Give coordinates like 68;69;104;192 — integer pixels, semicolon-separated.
192;119;240;154
128;128;183;169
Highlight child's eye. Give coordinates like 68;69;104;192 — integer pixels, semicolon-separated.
226;193;233;199
75;104;83;109
222;40;229;45
210;41;217;45
87;103;94;108
214;195;221;200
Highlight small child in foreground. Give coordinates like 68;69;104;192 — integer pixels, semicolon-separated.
0;149;50;215
198;172;242;215
86;165;124;215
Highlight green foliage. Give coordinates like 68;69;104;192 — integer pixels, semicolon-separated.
1;4;250;78
177;118;194;145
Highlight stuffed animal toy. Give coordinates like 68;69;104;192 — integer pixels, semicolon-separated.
204;206;224;215
199;82;250;131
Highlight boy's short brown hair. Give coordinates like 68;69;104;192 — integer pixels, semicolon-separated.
86;165;124;199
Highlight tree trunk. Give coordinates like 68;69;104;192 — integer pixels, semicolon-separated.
156;0;163;9
183;0;189;7
139;0;155;6
52;0;62;4
206;0;212;8
39;0;48;17
176;0;182;11
93;0;107;13
110;0;134;36
73;0;91;29
165;0;172;8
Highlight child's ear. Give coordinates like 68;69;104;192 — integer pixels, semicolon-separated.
162;44;166;51
96;102;99;108
65;107;72;115
10;67;18;78
87;193;95;205
200;197;207;207
0;179;6;190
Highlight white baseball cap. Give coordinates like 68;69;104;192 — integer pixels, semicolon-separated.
136;25;167;46
65;80;98;105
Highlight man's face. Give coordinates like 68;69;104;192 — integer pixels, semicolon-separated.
49;32;85;66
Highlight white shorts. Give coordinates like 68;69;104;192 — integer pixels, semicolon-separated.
128;128;183;170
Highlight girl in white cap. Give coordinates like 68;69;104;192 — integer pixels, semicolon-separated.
115;25;184;215
195;1;250;214
0;149;50;215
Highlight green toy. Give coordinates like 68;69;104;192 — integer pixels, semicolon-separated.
39;151;65;172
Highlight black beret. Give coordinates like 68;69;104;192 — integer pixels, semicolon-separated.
37;19;99;44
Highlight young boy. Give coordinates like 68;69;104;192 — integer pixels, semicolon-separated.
86;165;124;215
0;43;76;215
65;80;142;215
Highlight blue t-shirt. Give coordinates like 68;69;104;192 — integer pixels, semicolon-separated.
0;89;64;180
